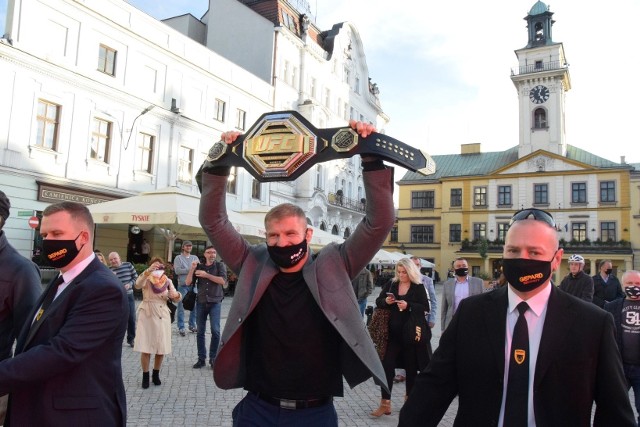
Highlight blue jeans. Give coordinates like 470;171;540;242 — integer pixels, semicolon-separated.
624;364;640;425
358;298;367;317
126;292;136;343
196;301;222;362
177;285;197;331
232;392;337;427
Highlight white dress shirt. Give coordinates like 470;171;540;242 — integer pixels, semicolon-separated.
498;282;552;427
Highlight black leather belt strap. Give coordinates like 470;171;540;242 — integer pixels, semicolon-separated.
251;392;333;410
205;110;435;182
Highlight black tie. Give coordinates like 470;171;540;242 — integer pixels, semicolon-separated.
505;301;530;426
35;275;64;322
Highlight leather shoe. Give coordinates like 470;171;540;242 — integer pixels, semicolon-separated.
193;359;205;369
209;359;214;369
393;374;405;383
179;329;186;336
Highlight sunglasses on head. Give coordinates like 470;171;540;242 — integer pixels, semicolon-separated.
509;208;556;228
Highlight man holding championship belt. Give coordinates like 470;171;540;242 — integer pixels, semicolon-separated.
196;113;429;426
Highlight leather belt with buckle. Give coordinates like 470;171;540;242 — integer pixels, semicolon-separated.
251;392;333;410
204;110;436;182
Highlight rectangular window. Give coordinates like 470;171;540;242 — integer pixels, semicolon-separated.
343;66;350;84
571;182;587;204
91;118;111;163
534;183;548;204
450;188;462;207
600;181;616;203
571;222;587;242
236;109;246;130
178;146;193;183
474;187;487;207
449;224;461;242
411;225;434;244
214;99;226;122
324;88;331;108
389;226;398;243
97;44;117;76
473;223;486;240
226;166;237;194
310;78;317;98
137;133;154;173
497;222;509;242
251;179;262;199
411;191;435;209
36;100;61;150
601;222;616;242
497;185;512;206
354;76;360;94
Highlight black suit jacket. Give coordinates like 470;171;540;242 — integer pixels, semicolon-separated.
399;285;635;427
0;258;128;426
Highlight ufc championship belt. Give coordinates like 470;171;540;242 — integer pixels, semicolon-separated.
206;110;436;182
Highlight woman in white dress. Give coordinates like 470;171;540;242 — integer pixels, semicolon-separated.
134;257;181;388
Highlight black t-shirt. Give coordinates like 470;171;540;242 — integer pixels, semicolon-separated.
621;300;640;365
244;271;343;399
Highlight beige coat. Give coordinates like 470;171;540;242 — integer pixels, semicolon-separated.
133;276;180;354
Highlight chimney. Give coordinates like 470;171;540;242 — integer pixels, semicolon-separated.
621;155;626;164
461;143;481;155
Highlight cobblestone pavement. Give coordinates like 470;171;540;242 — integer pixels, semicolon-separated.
122;283;635;426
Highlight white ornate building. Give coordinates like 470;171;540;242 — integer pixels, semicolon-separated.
0;0;387;260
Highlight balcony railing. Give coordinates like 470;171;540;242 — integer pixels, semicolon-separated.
328;192;366;212
511;60;568;76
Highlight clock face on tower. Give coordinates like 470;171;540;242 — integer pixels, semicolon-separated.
529;85;550;104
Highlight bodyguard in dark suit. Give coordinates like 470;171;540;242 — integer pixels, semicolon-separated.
0;202;128;426
400;208;635;426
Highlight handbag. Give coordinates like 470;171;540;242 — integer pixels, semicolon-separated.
368;308;391;359
182;287;197;311
403;307;428;345
167;300;177;323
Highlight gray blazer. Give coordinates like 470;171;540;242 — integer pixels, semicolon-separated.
440;275;484;331
198;167;395;393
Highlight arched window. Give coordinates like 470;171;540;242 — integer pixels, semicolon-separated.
533;108;547;129
344;227;351;238
320;222;327;231
331;224;340;235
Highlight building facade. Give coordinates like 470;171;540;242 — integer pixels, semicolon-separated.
392;1;637;281
0;0;386;261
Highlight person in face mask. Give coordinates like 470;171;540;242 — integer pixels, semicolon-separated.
440;257;483;331
604;270;640;426
400;208;635;426
558;254;594;302
0;201;129;426
197;120;395;426
592;259;625;308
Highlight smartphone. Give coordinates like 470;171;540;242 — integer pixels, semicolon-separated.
386;292;395;299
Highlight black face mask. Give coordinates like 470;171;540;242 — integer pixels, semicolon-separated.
42;233;84;269
454;268;468;277
267;238;308;269
605;268;613;275
502;255;554;293
625;286;640;299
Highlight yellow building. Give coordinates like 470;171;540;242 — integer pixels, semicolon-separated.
392;1;636;282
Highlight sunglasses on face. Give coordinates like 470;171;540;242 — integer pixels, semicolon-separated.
509;208;556;228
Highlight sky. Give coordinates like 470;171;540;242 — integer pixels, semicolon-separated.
3;0;637;164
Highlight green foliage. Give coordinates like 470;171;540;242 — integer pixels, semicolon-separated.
478;238;489;259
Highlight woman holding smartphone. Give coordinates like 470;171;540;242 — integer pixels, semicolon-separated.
370;258;430;417
134;257;181;389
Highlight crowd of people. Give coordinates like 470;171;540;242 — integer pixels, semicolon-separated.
1;127;640;426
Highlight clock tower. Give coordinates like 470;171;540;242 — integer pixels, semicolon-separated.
511;1;571;158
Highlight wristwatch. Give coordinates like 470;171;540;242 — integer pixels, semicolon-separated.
204;110;436;182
